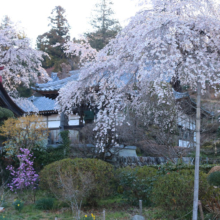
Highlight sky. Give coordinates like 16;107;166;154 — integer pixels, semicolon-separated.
1;0;139;48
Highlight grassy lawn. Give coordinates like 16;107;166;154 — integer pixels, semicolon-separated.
0;192;212;220
0;192;172;220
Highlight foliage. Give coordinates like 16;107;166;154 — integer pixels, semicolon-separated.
35;198;54;210
16;84;33;98
116;166;157;206
39;158;114;205
64;38;97;66
0;15;12;29
55;170;95;219
1;115;49;156
0;108;13;121
57;0;220;159
36;5;71;70
60;130;70;156
85;0;121;51
6;148;38;192
0;23;49;96
0;107;14;145
152;170;210;218
207;171;220;186
0;216;9;220
81;213;95;220
13;199;24;212
33;146;65;171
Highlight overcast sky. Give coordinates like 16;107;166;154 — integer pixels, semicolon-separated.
1;0;138;48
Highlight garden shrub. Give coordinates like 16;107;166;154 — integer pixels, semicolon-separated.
39;158;114;205
35;198;54;210
13;199;24;212
33;146;66;171
152;170;210;218
0;107;13;120
116;166;157;206
208;171;220;186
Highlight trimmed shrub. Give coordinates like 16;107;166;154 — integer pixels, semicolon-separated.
116;166;157;206
152;170;209;218
39;158;114;205
208;171;220;186
208;166;220;174
35;198;54;210
0;107;13;120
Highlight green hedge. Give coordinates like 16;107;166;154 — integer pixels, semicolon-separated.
208;171;220;186
116;166;157;206
39;158;115;205
152;169;215;219
0;107;13;120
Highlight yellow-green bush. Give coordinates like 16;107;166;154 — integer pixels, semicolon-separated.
152;170;210;218
116;166;157;206
208;171;220;186
39;158;114;205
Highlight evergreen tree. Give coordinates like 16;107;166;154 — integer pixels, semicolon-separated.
0;15;12;29
36;6;70;70
86;0;121;51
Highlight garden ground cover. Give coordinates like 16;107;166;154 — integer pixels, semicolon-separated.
0;193;172;220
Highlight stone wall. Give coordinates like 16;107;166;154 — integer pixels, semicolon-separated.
109;156;220;168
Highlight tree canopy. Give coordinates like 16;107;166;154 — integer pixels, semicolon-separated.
36;5;71;70
57;0;220;153
0;22;49;97
1;115;49;156
85;0;121;51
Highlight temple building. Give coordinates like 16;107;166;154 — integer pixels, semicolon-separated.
19;71;93;145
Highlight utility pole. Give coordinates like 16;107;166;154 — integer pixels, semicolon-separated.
192;82;201;220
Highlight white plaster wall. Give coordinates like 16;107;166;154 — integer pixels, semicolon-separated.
41;113;81;128
48;121;60;128
179;140;191;148
69;114;80;126
69;120;79;126
69;130;79;143
45;114;60;128
48;114;60;121
69;114;80;120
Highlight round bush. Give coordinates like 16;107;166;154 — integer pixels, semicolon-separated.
208;171;220;186
152;170;209;218
116;166;157;206
39;158;114;204
0;107;13;119
208;166;220;174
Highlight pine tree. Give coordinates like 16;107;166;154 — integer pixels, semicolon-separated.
86;0;121;51
36;6;70;70
49;6;70;38
0;15;12;29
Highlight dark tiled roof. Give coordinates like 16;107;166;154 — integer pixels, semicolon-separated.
173;90;189;100
0;83;24;116
32;70;80;92
27;96;56;112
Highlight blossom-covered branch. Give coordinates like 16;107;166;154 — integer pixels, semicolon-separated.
0;24;50;96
